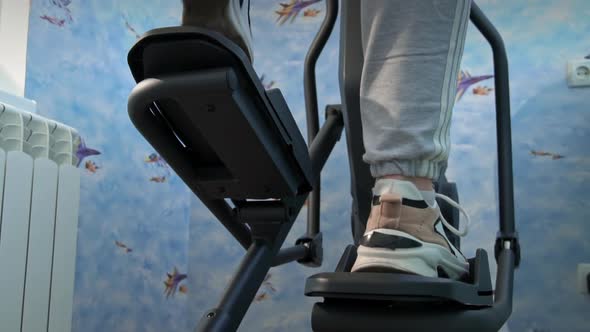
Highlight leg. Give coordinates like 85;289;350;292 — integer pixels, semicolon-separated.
360;0;471;182
352;0;472;278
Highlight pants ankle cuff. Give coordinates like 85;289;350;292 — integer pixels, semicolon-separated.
368;159;447;180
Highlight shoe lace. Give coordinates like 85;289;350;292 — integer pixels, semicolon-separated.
434;193;471;237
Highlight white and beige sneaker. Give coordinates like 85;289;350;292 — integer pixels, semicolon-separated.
351;180;471;280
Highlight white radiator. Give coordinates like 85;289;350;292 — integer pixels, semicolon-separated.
0;100;80;332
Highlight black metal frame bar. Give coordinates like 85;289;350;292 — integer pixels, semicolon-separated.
337;0;373;245
469;3;518;322
469;3;520;268
470;3;514;236
304;0;339;237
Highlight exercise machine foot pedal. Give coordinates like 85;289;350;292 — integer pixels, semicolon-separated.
305;245;506;331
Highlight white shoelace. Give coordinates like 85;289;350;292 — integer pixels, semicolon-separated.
434;193;471;237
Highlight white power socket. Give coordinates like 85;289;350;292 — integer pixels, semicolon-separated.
577;263;590;293
567;59;590;87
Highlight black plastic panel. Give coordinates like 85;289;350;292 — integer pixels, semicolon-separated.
338;0;373;245
127;27;313;199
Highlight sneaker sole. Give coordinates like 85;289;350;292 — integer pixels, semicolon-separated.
351;229;469;279
183;0;253;61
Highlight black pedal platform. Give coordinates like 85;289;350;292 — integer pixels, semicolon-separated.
305;245;493;307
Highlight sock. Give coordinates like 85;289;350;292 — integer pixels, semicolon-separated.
373;178;436;207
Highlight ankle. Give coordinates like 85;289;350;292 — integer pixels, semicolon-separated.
378;174;433;191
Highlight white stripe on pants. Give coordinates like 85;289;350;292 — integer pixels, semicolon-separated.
359;0;472;180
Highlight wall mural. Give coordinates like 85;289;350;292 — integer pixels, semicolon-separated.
24;0;589;331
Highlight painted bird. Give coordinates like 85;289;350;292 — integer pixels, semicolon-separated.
76;138;101;167
85;160;99;173
262;273;277;293
530;150;565;160
303;8;321;17
145;153;162;163
530;150;552;157
275;0;322;25
40;15;65;27
260;74;276;90
47;0;73;23
164;267;188;298
150;176;167;183
51;0;71;7
255;292;269;302
472;85;493;96
456;70;493;102
115;240;133;253
145;153;168;168
124;19;141;39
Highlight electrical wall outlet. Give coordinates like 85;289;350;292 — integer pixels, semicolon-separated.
567;59;590;88
577;263;590;294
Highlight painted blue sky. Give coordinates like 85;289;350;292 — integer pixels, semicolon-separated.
24;0;590;331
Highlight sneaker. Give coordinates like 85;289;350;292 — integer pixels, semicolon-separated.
350;180;471;280
181;0;254;62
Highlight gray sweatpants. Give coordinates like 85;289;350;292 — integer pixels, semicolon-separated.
360;0;472;180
